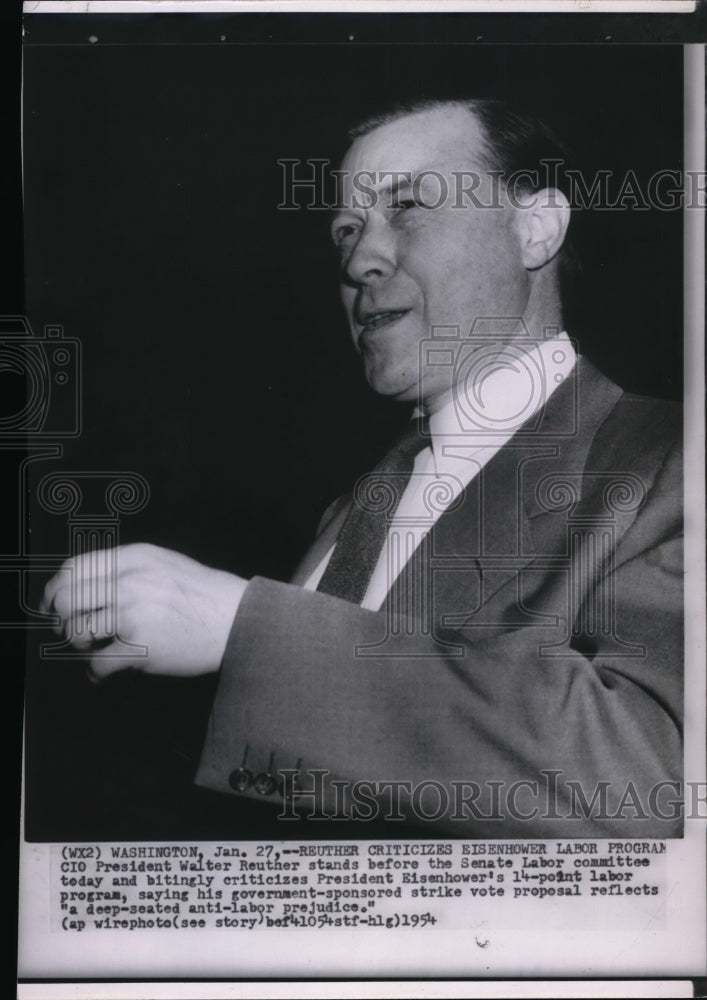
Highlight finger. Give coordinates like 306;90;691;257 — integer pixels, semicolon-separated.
39;587;69;636
42;543;174;618
47;590;107;641
76;546;113;609
41;566;72;617
79;600;143;649
87;645;139;683
74;546;119;617
65;607;115;649
43;568;103;620
50;584;104;625
43;545;134;615
40;578;80;636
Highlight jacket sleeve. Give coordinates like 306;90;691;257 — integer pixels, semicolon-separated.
194;443;683;837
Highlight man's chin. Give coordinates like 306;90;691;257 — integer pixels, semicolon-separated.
363;372;419;404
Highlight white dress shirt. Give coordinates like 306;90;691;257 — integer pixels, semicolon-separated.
304;333;577;611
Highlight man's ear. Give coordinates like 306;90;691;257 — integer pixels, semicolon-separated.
514;188;571;270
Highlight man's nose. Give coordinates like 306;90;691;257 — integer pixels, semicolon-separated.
343;220;396;287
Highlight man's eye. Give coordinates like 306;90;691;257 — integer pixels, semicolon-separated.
391;197;427;217
332;223;360;248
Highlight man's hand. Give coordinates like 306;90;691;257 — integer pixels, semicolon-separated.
40;543;247;680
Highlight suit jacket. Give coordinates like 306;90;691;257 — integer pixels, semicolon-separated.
195;357;683;837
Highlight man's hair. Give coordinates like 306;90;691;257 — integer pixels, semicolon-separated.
348;97;581;299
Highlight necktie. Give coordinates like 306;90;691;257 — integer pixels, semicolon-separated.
316;416;430;604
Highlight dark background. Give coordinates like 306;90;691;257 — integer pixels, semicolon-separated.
18;15;684;840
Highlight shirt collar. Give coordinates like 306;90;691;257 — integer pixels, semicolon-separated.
421;332;577;474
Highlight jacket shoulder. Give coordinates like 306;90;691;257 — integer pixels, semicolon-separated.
593;391;682;468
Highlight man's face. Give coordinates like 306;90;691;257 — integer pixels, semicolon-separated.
333;106;532;412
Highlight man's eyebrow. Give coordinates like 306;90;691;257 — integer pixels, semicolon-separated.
329;167;436;219
383;177;413;203
330;207;357;223
329;174;413;211
379;167;443;203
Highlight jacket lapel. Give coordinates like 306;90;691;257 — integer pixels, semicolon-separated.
291;356;624;625
289;496;350;587
394;357;624;627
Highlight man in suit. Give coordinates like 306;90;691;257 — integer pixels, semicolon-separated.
41;99;683;837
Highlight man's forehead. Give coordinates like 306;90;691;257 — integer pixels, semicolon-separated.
340;104;488;179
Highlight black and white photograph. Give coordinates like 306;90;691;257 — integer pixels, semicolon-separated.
13;0;707;992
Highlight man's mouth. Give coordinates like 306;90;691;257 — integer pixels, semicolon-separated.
359;310;410;334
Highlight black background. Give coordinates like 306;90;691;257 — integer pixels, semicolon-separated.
18;14;684;840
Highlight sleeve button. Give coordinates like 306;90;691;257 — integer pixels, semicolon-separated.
228;767;253;792
253;772;278;795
